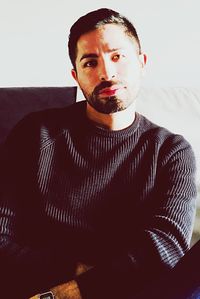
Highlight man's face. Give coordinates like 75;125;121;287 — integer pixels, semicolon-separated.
72;24;146;114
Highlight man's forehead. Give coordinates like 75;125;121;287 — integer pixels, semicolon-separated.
77;24;128;44
76;24;137;58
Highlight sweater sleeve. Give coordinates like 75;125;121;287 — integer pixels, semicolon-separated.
0;115;76;299
76;135;197;299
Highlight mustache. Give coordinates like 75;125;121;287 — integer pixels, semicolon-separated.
93;81;123;95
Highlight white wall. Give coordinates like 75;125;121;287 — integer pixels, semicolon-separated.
0;0;200;88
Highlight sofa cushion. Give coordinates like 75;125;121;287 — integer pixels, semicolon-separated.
136;87;200;187
0;86;77;146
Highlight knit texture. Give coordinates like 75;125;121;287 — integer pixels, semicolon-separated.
0;101;197;298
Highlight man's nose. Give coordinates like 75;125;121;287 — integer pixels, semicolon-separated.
99;60;116;81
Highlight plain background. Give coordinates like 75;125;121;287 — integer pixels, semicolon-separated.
0;0;200;88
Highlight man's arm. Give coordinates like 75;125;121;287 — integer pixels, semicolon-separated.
0;115;78;298
74;135;197;299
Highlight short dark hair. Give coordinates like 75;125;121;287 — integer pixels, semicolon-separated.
68;8;142;69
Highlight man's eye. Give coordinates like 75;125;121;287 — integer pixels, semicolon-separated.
112;54;126;62
83;60;97;68
112;54;120;62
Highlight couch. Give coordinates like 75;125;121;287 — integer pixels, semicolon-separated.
0;86;77;147
0;86;199;246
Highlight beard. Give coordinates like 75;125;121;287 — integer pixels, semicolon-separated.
87;94;125;114
81;80;133;114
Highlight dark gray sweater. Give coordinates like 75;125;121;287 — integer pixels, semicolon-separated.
0;101;197;299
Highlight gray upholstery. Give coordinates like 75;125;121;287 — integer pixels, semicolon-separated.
0;86;77;146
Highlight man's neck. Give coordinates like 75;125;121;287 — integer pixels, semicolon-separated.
86;102;136;131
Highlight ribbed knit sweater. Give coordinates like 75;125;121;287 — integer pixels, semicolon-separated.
0;100;197;299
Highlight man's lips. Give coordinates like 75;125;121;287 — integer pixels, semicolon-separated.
98;86;122;96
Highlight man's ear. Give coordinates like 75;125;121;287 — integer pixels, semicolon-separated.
139;53;147;68
71;69;78;82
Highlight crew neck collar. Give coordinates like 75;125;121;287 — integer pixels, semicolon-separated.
85;109;141;138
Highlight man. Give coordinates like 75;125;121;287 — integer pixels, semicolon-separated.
0;8;197;299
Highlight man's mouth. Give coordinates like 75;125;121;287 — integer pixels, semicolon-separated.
98;86;121;96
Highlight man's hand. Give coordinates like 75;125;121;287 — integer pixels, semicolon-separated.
50;263;92;298
28;262;92;299
29;281;81;299
75;262;92;276
51;280;82;299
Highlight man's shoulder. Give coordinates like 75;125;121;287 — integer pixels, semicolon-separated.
24;100;85;127
5;101;86;148
139;113;192;152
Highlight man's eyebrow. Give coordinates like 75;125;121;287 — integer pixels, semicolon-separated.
109;48;122;53
80;53;98;62
79;48;122;62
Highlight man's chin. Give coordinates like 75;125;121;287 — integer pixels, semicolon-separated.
87;97;126;114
